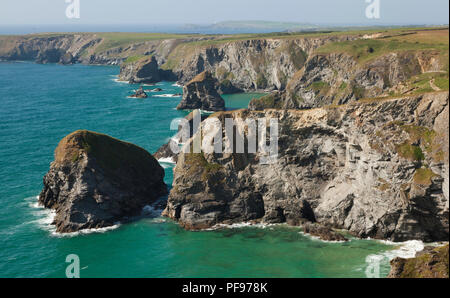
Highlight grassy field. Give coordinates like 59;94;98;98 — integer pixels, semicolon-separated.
315;28;449;64
93;32;201;53
123;55;148;64
1;26;448;56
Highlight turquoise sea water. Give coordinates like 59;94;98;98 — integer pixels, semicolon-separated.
0;62;396;278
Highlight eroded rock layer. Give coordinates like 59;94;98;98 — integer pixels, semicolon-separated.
164;92;449;242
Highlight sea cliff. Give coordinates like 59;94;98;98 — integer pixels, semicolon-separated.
164;92;449;242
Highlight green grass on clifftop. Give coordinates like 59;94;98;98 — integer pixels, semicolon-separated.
94;32;197;53
316;29;449;65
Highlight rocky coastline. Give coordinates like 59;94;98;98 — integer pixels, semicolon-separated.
164;92;449;242
129;86;148;98
13;29;448;277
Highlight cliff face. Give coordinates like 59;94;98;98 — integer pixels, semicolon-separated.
0;34;196;66
39;130;167;233
177;71;226;111
0;34;104;64
118;56;161;84
250;50;447;110
3;31;446;106
388;244;449;278
164;35;359;91
164;92;449;241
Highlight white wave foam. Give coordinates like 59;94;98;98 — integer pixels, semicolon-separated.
27;196;57;232
375;239;425;259
298;231;348;243
363;239;431;277
28;195;121;237
200;110;215;114
204;222;279;231
148;218;167;223
153;94;181;98
158;157;175;164
111;78;128;83
172;83;183;87
51;224;121;238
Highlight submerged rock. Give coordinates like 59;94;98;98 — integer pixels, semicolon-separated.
388;244;449;278
39;130;167;233
130;86;148;98
177;71;225;111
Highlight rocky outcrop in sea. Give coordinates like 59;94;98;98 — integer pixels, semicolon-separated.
39;130;167;233
177;71;225;111
129;86;148;98
164;92;449;242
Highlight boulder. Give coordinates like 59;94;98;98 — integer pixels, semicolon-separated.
39;130;167;233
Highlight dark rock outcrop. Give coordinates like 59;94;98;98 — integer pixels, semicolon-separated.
119;56;161;84
388;244;449;278
36;48;74;64
164;92;449;241
176;71;225;111
129;86;148;98
39;130;167;233
301;222;348;242
217;80;243;94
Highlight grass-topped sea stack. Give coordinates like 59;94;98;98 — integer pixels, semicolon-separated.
39;130;167;233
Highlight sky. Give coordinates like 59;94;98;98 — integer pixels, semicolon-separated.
0;0;448;26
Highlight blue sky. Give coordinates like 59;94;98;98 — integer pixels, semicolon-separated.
0;0;448;25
